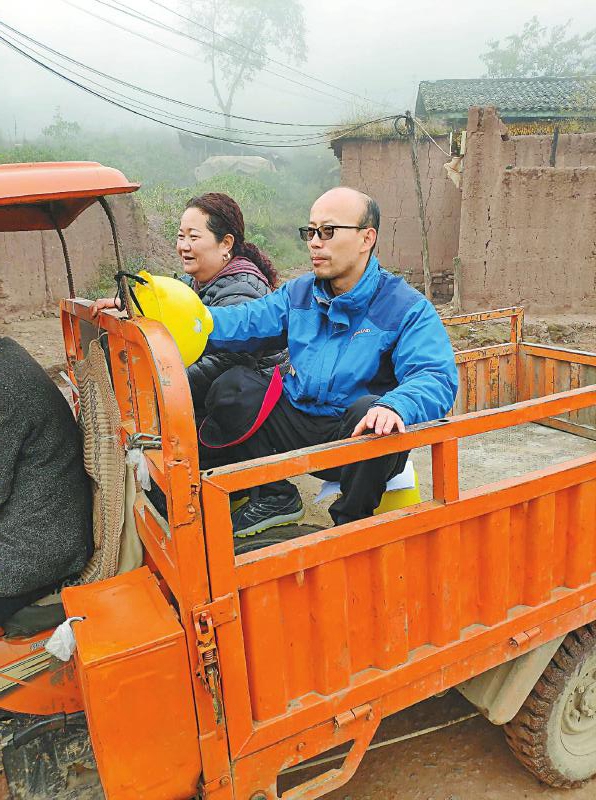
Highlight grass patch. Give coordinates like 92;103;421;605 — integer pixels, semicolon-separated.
329;114;451;143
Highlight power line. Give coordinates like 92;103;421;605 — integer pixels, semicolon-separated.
95;0;384;108
66;0;353;106
0;19;336;130
8;30;328;142
0;30;318;146
0;27;399;148
130;0;385;108
63;0;339;112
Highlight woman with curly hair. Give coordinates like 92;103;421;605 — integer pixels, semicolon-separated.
93;192;285;417
177;192;285;417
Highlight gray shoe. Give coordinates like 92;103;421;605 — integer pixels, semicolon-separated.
232;492;304;538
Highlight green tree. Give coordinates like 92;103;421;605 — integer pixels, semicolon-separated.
481;17;596;77
42;108;81;140
183;0;307;129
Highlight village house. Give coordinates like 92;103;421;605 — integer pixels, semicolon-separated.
415;76;596;129
331;77;596;311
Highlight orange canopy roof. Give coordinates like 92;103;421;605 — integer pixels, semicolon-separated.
0;161;140;232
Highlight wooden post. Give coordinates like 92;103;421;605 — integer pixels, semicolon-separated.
550;125;560;167
452;256;462;312
406;112;432;300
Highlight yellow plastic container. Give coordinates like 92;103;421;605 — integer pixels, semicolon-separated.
373;470;421;515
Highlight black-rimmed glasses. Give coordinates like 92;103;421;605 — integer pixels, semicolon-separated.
298;224;366;242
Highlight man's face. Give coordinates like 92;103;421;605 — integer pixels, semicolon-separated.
307;190;375;287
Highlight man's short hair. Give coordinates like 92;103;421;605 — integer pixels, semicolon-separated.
360;195;380;231
360;195;380;252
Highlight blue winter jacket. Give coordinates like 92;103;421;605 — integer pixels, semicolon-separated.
206;256;458;425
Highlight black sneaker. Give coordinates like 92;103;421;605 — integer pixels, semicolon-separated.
232;491;304;538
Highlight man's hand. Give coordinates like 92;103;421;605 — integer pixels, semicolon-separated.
352;406;405;437
90;296;121;318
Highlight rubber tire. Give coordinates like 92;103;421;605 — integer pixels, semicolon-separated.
505;624;596;789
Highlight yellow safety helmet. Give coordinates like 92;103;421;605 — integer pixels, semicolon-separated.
131;270;213;367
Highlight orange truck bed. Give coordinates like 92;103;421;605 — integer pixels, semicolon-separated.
50;302;596;799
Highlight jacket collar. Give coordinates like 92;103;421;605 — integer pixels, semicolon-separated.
194;256;269;295
313;255;381;326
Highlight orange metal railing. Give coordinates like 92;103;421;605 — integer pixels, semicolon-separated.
60;300;596;799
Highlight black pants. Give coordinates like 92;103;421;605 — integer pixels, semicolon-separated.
200;378;408;525
0;584;56;627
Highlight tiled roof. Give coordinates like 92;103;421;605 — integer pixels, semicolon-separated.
416;77;596;118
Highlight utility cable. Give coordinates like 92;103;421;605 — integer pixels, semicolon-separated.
129;0;385;108
0;29;399;148
65;0;352;106
93;0;384;108
0;25;354;143
0;30;326;146
0;27;329;142
413;116;452;157
62;1;344;112
0;19;338;130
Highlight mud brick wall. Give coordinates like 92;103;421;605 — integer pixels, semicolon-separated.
430;268;454;302
337;138;461;294
0;194;146;320
459;107;596;313
406;268;454;302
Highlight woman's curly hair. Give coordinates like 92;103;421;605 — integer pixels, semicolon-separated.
185;192;279;288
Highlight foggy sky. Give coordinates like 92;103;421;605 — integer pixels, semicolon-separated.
1;0;594;139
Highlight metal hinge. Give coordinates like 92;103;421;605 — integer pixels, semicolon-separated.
334;703;373;729
510;626;541;647
198;773;231;798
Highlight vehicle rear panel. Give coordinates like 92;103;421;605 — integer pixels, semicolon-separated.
59;302;596;798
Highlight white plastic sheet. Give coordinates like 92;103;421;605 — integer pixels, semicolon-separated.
314;459;416;503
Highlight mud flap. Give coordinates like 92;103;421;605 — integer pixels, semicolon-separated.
457;635;565;724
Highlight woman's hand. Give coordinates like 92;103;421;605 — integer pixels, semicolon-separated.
90;296;121;318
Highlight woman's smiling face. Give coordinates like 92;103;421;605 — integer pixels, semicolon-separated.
176;207;233;284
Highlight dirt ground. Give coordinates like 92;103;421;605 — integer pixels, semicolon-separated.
3;309;596;800
280;688;596;800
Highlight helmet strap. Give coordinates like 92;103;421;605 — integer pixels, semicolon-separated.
114;271;148;317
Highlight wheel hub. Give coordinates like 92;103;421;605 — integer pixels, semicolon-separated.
561;662;596;756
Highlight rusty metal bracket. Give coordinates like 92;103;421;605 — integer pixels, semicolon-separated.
200;594;237;628
334;703;373;729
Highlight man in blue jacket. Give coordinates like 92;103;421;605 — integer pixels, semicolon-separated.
200;187;458;535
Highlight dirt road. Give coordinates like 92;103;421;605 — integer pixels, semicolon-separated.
281;689;596;800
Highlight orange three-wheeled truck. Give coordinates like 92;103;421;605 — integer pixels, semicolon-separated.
1;161;596;800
